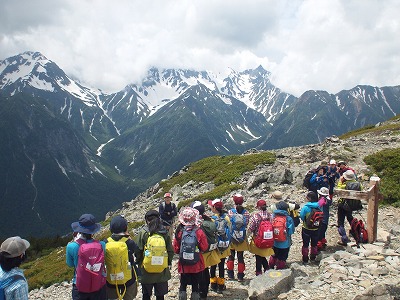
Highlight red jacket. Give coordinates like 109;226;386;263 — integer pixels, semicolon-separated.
173;226;208;274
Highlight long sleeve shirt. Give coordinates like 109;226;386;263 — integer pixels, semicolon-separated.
0;267;29;300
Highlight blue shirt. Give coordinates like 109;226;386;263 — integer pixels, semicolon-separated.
0;267;29;300
66;238;106;284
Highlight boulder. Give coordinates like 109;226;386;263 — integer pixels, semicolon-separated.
248;269;294;300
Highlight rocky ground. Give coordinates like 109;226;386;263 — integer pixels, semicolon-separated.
29;120;400;299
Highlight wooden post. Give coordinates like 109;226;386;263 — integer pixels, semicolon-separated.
367;176;380;243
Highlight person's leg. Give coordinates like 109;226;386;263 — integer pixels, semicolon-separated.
199;267;210;299
218;258;226;291
255;255;263;275
261;257;269;272
227;249;235;279
237;251;245;281
302;228;311;263
154;281;168;300
276;248;289;269
317;222;328;250
210;264;218;291
122;283;138;300
141;283;153;300
310;230;319;260
337;207;349;245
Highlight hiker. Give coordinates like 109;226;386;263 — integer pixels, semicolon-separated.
226;193;249;282
105;215;138;300
191;201;220;300
269;201;295;270
66;213;107;300
326;159;340;198
0;236;30;300
299;192;322;263
134;210;174;300
269;191;301;227
316;187;332;251
208;199;231;293
337;161;357;177
159;192;177;239
336;170;363;246
309;166;329;195
248;199;274;276
173;207;208;300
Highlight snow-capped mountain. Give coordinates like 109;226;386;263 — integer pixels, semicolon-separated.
1;50;400;237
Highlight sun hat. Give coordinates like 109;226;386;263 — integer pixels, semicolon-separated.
164;192;172;198
329;159;336;165
275;201;289;211
71;214;101;234
207;199;223;209
343;170;356;180
271;191;283;200
256;199;267;207
0;236;30;258
191;201;205;215
110;215;128;234
317;187;330;196
178;207;200;226
306;191;318;202
232;194;244;205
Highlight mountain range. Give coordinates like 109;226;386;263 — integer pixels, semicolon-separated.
0;51;399;237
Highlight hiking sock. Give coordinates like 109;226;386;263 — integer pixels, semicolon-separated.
210;277;218;291
276;259;287;270
310;246;318;260
237;262;245;281
268;255;277;269
226;260;234;279
302;247;309;263
217;277;226;293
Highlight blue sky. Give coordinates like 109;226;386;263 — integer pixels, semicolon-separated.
1;0;399;96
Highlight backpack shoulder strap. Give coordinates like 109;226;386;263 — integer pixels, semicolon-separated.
0;274;26;289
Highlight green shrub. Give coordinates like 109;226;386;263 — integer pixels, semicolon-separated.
364;148;400;206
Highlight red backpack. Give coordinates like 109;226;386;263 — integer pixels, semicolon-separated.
75;239;106;293
254;214;274;248
272;214;287;242
350;218;368;246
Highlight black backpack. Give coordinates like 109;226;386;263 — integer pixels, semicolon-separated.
303;168;316;190
305;208;324;229
179;227;200;265
343;181;363;211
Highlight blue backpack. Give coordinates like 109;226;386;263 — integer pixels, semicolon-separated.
211;214;231;251
0;274;26;300
179;227;200;265
230;209;247;244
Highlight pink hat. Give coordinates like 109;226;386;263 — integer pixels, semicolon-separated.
208;199;223;209
178;207;200;226
164;192;172;198
256;199;267;207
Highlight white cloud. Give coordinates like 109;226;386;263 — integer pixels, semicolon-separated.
0;0;399;96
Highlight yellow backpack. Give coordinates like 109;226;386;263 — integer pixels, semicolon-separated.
105;237;132;285
142;233;168;273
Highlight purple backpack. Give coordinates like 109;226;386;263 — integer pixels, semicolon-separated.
75;239;106;293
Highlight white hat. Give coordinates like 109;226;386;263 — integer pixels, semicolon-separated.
329;159;336;165
343;170;356;181
317;187;329;196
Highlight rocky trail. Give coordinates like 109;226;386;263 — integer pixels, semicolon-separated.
29;120;400;299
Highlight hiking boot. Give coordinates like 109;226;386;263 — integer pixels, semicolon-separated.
310;246;318;261
227;270;234;280
217;277;226;294
268;255;277;269
179;291;187;300
302;246;309;263
210;277;218;292
237;272;245;282
276;260;287;270
255;271;262;276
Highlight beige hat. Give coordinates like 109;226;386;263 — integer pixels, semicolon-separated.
317;187;330;196
0;236;30;258
271;191;283;200
343;170;356;181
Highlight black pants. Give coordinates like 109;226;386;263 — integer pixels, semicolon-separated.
179;272;202;292
141;282;168;300
228;249;244;263
210;258;225;278
318;222;328;240
337;206;354;227
301;227;319;248
255;255;268;273
199;267;210;298
272;247;290;261
72;285;106;300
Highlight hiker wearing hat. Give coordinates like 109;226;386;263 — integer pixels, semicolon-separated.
309;166;329;195
326;159;340;198
159;192;177;240
66;213;107;299
299;192;321;263
269;201;295;270
269;191;301;227
248;199;274;276
208;199;231;293
337;161;357;177
173;207;208;300
104;215;139;300
191;201;220;300
336;170;363;246
134;210;174;300
316;187;332;251
226;193;249;282
0;236;30;299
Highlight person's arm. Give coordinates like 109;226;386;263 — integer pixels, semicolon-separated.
159;203;165;217
66;242;78;267
287;216;295;235
165;234;174;265
9;278;29;300
171;203;178;218
197;229;209;252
